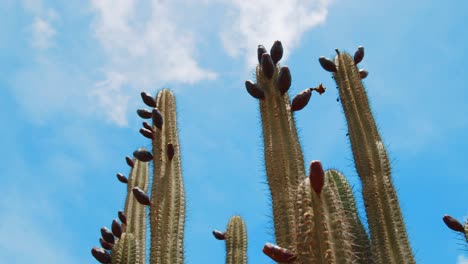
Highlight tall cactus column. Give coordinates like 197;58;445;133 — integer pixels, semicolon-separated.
319;48;415;263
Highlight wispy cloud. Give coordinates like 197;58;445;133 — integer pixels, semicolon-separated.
220;0;330;66
458;255;468;264
23;0;58;49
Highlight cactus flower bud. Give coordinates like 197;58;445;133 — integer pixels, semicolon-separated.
137;109;152;119
167;143;175;161
118;210;127;225
100;227;115;244
291;88;312;112
261;53;275;79
354;46;365;65
133;187;151;206
142;121;153;131
270;40;283;65
319;56;337;72
212;229;226;240
257;45;267;64
277;67;291;94
125;156;134;168
111;219;122;238
309;160;325;195
152;108;163;129
359;69;368;79
139;128;153;139
140;91;156;107
262;243;297;262
116;173;128;184
99;237;113;250
133;149;153;162
91;247;111;263
443;215;464;233
245;80;265;99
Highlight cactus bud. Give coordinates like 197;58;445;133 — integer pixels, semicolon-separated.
100;227;115;244
142;121;153;131
116;173;128;184
133;149;153;162
133;187;151;206
309;160;325;195
262;243;297;262
167;143;175;161
91;247;111;263
140;91;156;107
270;40;283;64
359;69;368;79
443;215;464;233
245;80;265;99
139;128;153;139
257;45;267;64
319;56;337;72
125;156;134;168
118;210;127;225
261;53;275;79
152;108;163;129
277;67;291;94
212;229;226;240
99;237;113;250
291;88;312;112
354;46;365;65
137;109;152;119
111;219;122;238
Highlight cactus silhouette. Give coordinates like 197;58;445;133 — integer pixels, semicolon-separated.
91;41;421;263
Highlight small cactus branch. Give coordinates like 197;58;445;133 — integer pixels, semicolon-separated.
331;50;414;263
111;233;141;264
149;89;185;264
223;216;248;264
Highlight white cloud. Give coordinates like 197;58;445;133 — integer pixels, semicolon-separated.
458;255;468;264
220;0;330;66
31;17;56;48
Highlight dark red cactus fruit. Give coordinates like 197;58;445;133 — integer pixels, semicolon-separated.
99;237;113;250
291;88;312;112
142;121;153;131
443;215;464;233
167;143;175;161
137;109;152;119
257;45;267;64
133;187;151;206
112;219;122;238
354;46;365;65
139;128;153;139
212;229;226;240
100;227;115;244
359;69;368;79
262;243;297;263
319;56;337;72
140;91;156;107
270;40;283;65
277;67;291;94
125;156;134;168
118;210;127;225
261;53;275;79
152;108;163;129
245;80;265;99
116;173;128;184
133;149;153;162
91;247;111;263
309;160;325;195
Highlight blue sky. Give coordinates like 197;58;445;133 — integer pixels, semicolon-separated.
1;0;467;263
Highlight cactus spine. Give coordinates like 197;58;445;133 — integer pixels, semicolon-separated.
331;49;414;263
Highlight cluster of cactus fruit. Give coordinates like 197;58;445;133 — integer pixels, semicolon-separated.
91;40;467;263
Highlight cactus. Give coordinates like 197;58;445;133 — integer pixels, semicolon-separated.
91;41;424;263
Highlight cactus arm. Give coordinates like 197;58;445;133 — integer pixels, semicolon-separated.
225;216;248;264
149;89;185;264
111;233;141;264
332;50;414;263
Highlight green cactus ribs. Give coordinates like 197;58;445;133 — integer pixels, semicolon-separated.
319;46;415;263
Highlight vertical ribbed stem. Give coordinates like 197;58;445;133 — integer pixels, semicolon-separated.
111;233;141;264
149;89;185;264
225;216;248;264
333;51;414;263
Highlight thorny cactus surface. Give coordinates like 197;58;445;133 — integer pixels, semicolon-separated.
90;41;448;263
